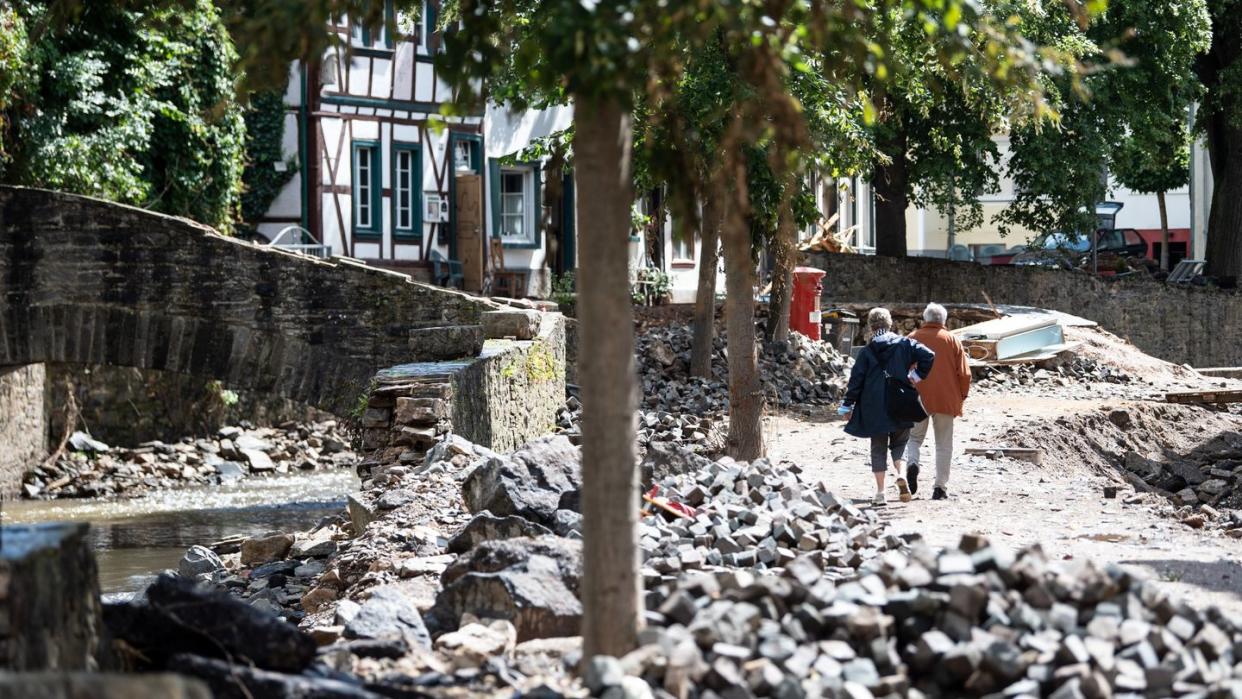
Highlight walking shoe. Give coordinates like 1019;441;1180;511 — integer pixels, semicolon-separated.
872;491;887;507
895;477;912;503
932;487;947;500
906;463;920;496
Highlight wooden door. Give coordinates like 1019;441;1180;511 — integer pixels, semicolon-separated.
456;173;484;292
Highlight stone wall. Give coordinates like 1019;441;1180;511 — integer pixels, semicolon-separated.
356;312;566;473
453;313;566;453
0;364;46;498
0;523;102;670
804;252;1242;367
0;186;496;414
44;364;328;446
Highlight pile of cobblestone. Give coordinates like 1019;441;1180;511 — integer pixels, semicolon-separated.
21;421;354;499
591;533;1242;698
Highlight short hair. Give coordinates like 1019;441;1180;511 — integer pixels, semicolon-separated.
867;307;892;332
923;302;948;324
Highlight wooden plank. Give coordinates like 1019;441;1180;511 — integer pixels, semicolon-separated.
964;447;1043;464
1196;367;1242;379
1166;389;1242;405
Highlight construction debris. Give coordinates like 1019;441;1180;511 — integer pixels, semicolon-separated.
956;315;1072;363
1165;389;1242;405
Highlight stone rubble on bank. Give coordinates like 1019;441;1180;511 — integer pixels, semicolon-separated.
21;420;354;499
154;429;1242;698
636;323;850;415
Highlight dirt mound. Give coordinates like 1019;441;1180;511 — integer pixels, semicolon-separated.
996;401;1242;527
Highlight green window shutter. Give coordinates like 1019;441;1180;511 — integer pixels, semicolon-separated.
489;157;502;238
531;160;543;249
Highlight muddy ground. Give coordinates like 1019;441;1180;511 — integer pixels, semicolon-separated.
768;324;1242;616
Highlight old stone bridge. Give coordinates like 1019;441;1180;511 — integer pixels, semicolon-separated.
1;186;492;413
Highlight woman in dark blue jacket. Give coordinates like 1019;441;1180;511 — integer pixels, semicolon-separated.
842;307;935;506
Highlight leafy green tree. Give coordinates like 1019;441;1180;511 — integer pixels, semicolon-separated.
1104;0;1209;271
0;0;244;228
1196;0;1242;280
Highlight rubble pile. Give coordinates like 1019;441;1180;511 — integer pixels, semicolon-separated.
21;421;355;499
973;355;1134;395
1122;428;1242;522
556;393;727;456
595;535;1242;698
638;456;900;580
158;429;1242;697
637;324;850;414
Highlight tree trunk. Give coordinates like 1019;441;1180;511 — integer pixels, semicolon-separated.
872;129;909;257
690;197;720;379
720;168;765;460
1204;115;1242;283
572;97;641;659
766;203;796;342
1157;190;1169;272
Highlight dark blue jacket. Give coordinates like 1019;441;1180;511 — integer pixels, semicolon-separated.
844;331;935;438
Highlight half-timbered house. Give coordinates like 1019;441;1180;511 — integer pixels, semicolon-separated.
255;3;576;298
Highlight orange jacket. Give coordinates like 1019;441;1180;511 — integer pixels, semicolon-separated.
908;323;971;416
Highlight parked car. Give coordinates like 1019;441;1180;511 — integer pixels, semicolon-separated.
1010;231;1093;269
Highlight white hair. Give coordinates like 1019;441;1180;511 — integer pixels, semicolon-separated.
867;307;893;332
923;303;948;324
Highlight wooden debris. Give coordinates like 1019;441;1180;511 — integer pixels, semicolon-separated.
1165;389;1242;405
963;447;1043;464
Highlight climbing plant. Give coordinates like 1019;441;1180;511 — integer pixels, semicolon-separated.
240;90;296;235
0;0;245;229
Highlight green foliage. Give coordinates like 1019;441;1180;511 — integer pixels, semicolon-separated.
1105;0;1209;196
550;272;576;308
0;0;245;228
240;90;297;233
994;0;1210;238
631;267;671;306
0;7;29;164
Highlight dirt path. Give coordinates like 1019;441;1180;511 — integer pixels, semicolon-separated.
766;392;1242;616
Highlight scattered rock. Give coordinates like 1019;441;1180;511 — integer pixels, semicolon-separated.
178;545;224;579
462;436;582;526
434;619;518;668
240;533;295;566
344;586;432;651
446;512;555;553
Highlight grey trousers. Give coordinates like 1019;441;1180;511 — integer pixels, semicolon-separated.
870;429;910;473
905;413;955;488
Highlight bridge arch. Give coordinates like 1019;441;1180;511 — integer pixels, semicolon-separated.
0;187;490;413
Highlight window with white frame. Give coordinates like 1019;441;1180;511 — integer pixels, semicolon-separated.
499;168;534;244
349;0;393;50
353;142;380;234
672;232;695;262
393;145;419;236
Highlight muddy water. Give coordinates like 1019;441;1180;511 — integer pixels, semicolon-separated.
1;471;358;595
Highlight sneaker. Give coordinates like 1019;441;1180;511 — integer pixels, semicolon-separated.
895;477;912;503
906;463;920;496
872;491;887;507
932;487;947;500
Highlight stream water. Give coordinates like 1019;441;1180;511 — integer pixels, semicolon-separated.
1;470;358;595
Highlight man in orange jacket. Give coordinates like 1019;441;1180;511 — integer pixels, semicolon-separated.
905;302;971;500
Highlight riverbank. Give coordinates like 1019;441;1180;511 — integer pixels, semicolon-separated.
3;469;358;594
21;419;355;500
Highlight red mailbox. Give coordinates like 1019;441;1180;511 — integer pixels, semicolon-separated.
790;267;826;340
